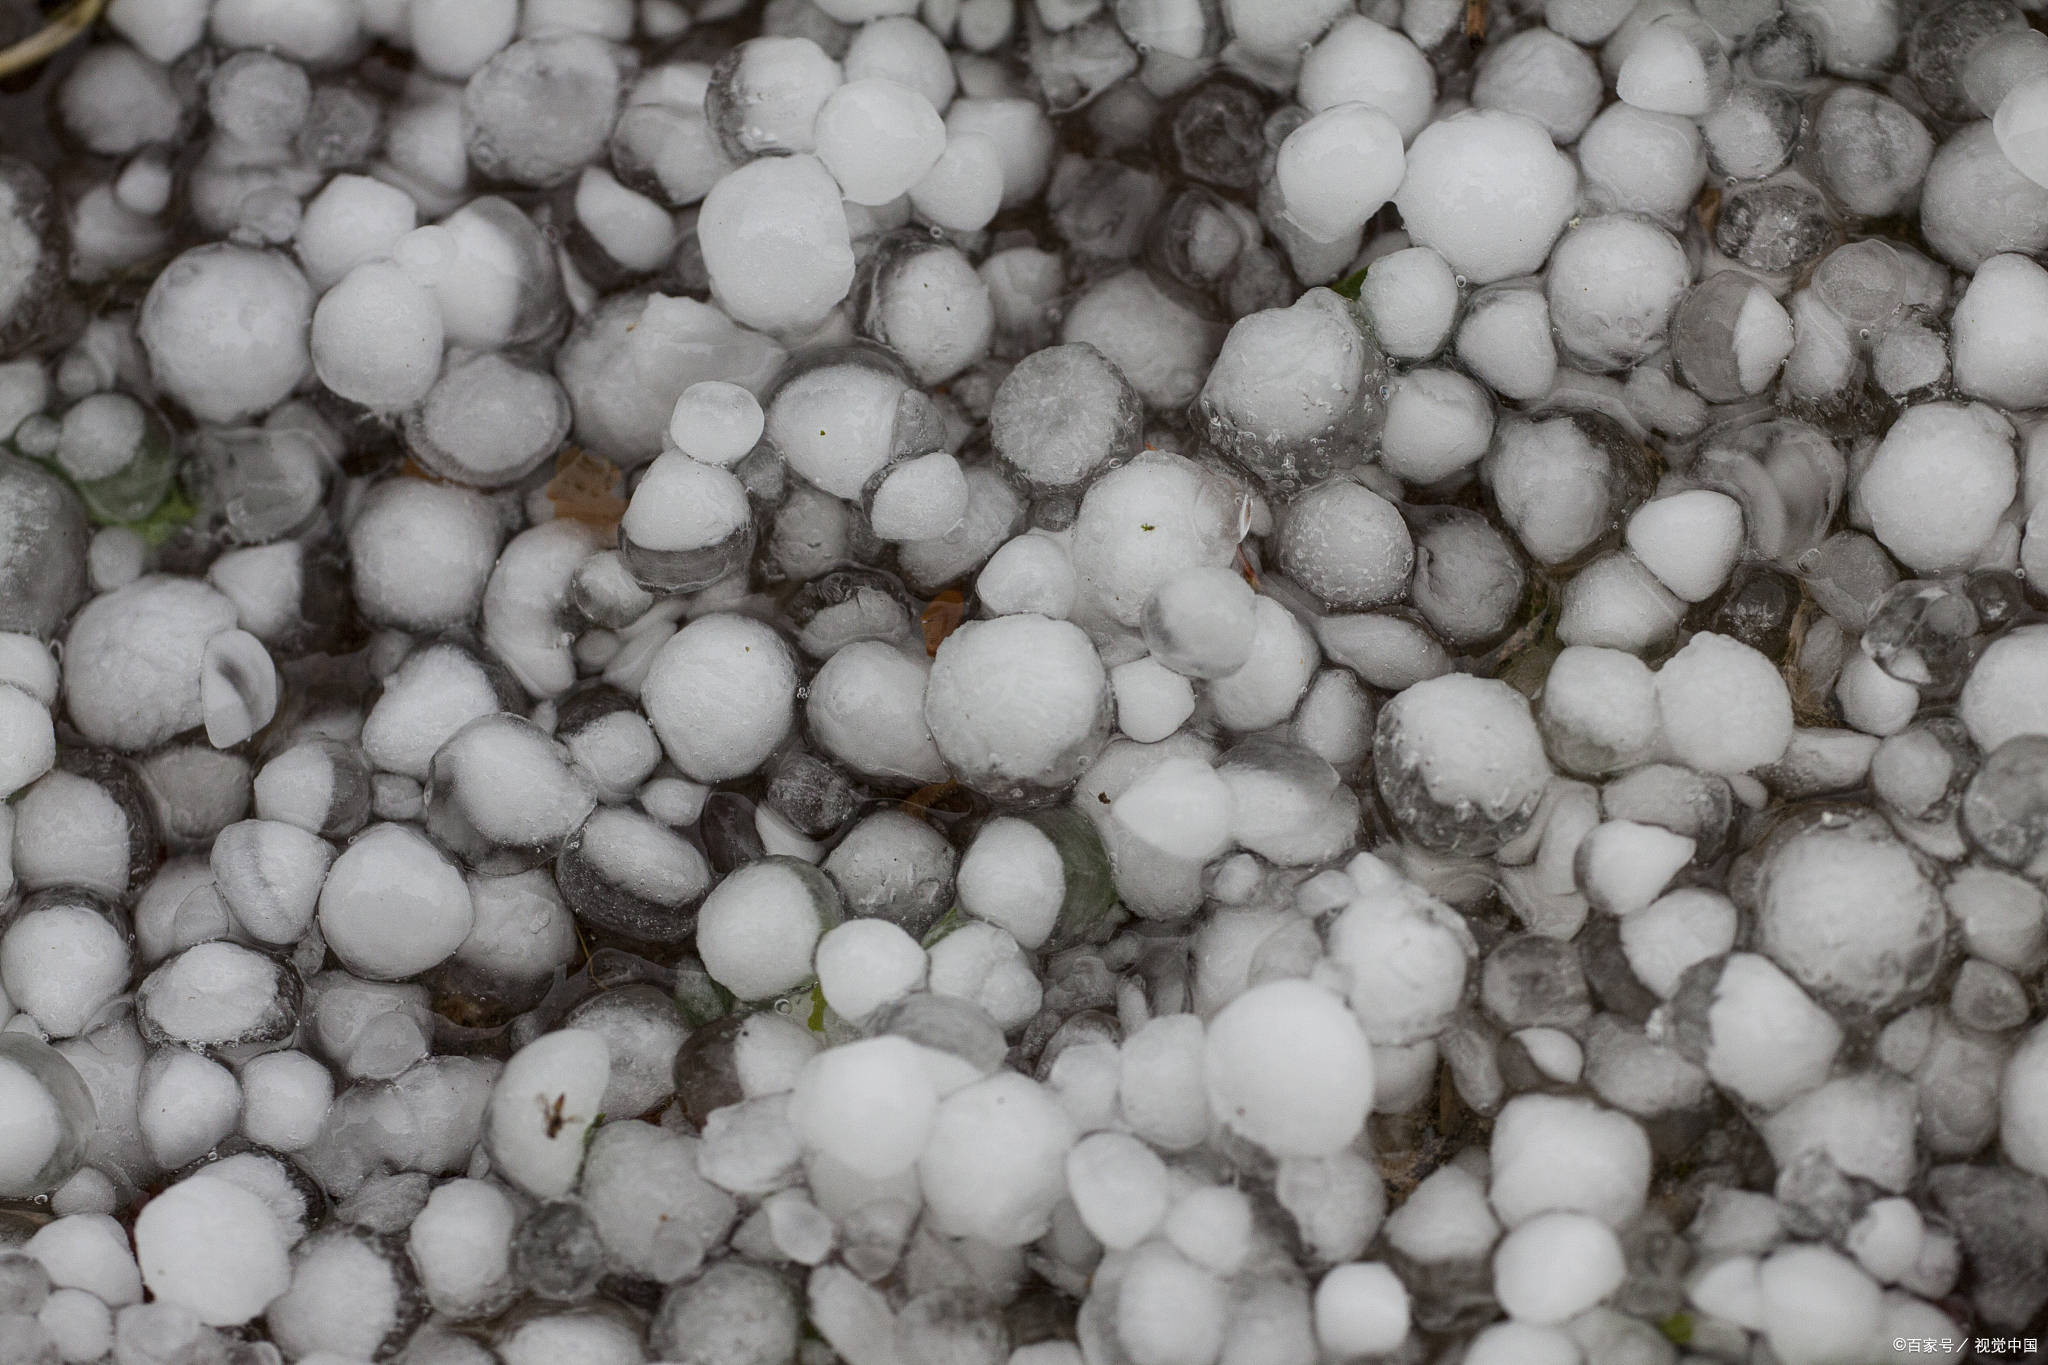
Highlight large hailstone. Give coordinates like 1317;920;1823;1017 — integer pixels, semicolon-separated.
1393;109;1578;284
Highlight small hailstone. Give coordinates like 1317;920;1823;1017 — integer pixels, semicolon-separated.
1394;110;1578;285
238;1050;334;1152
1619;889;1739;997
1625;490;1744;603
139;1049;240;1168
1488;1095;1651;1229
1698;953;1843;1110
1120;1014;1212;1152
1995;72;2048;189
977;534;1077;618
133;1175;291;1326
1960;624;2048;751
918;1072;1078;1245
318;824;473;980
1298;15;1437;141
1576;820;1695;916
956;816;1064;950
1757;1246;1882;1365
311;259;443;411
1492;1211;1626;1325
790;1036;937;1180
868;451;969;542
0;683;53;800
1110;755;1234;863
926;921;1042;1030
199;629;279;749
61;576;239;753
1455;282;1558;402
408;1179;518;1317
2001;1018;2048;1178
813;78;947;206
346;480;501;633
696;858;839;1000
486;1029;609;1198
697;154;856;334
1951;253;2048;408
1274;103;1405;242
642;613;798;783
1860;402;2017;573
814;919;925;1023
668;380;763;467
1616;15;1724;115
1065;1131;1171;1251
1362;247;1459;360
1111;656;1196;744
1654;632;1795;775
1203;980;1374;1159
909;130;1004;230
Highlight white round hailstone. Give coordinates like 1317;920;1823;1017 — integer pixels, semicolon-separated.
977;534;1078;619
1111;755;1234;863
1544;216;1690;371
137;244;313;423
1703;953;1843;1110
1362;247;1459;361
1065;1131;1171;1251
1539;645;1662;777
0;903;130;1038
311;259;444;411
1488;1094;1651;1228
956;816;1064;950
407;1178;519;1316
346;479;501;632
1624;490;1744;603
1142;565;1258;680
918;1072;1078;1245
945;97;1057;210
869;451;969;542
813;919;925;1023
1616;16;1721;115
408;0;516;77
1206;597;1320;733
697;154;856;334
1202;980;1373;1159
696;858;836;1000
62;576;238;753
23;1212;142;1305
1860;402;2017;573
1394;110;1578;285
1473;27;1602;142
1836;650;1920;737
133;1176;291;1326
0;1054;68;1199
1577;103;1707;225
1313;1262;1410;1358
39;1286;111;1361
1274;103;1405;242
486;1028;610;1198
1653;632;1794;775
317;824;474;981
1491;1212;1626;1324
1952;253;2048;408
813;78;947;206
1379;367;1494;485
1463;1322;1582;1365
621;453;750;555
1110;656;1196;744
1375;673;1553;853
1758;1246;1883;1365
669;380;763;467
1996;72;2048;188
238;1050;333;1152
790;1036;937;1179
806;640;947;785
909;130;1004;231
1619;888;1738;998
0;681;54;798
1297;16;1436;142
294;174;418;291
1115;1241;1228;1365
765;360;906;501
926;921;1042;1030
139;1050;240;1169
1962;625;2048;751
842;15;955;111
924;614;1109;797
642;613;798;782
2004;1020;2048;1177
1454;283;1557;402
0;635;59;708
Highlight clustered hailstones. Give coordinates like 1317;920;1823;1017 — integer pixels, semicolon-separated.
2;0;2048;1362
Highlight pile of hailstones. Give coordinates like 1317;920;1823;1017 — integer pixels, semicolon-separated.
10;0;2048;1361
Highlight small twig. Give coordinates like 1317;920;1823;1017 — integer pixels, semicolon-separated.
0;0;108;80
